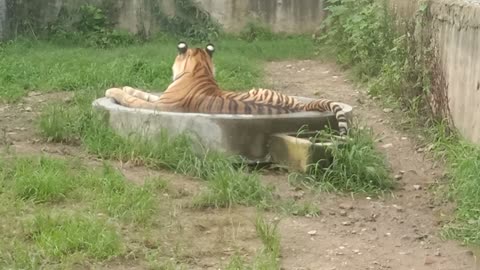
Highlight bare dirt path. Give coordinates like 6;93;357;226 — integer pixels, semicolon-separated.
263;60;478;270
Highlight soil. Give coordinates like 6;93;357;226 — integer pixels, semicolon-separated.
1;60;479;270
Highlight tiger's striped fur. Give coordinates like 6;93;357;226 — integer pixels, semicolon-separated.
105;42;349;135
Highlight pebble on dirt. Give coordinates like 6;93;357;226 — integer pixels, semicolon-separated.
413;185;422;190
339;203;354;210
383;108;394;113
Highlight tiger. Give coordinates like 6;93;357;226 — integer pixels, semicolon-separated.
105;42;349;135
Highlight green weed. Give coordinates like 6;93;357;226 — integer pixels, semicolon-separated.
192;158;273;208
276;200;322;217
29;213;122;260
425;125;480;245
91;164;157;223
304;127;393;193
225;215;281;270
3;157;77;203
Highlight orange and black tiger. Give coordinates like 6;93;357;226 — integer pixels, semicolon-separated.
105;42;349;135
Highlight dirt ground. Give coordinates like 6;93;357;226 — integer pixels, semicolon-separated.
1;60;479;270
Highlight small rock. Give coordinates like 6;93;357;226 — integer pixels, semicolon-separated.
294;191;305;200
394;174;403;180
417;147;425;153
424;255;435;265
381;143;393;149
63;96;73;103
401;137;408;140
339;203;354;210
24;106;32;112
286;64;292;69
339;210;347;216
353;249;360;254
308;230;317;236
399;170;405;175
385;232;392;237
28;91;41;97
393;204;404;212
366;197;372;200
342;221;352;226
413;185;422;190
434;249;441;257
383;108;394;113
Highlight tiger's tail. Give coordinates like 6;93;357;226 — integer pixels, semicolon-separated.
303;99;348;136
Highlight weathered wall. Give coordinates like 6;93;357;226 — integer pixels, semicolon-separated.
391;0;480;143
196;0;325;33
2;0;325;39
431;0;480;142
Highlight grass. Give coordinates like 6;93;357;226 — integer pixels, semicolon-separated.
39;100;275;208
0;156;146;268
295;127;393;194
423;125;480;246
0;154;287;269
29;213;122;260
0;36;315;102
225;215;281;270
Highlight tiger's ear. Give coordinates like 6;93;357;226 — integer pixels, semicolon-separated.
177;42;188;54
206;44;215;57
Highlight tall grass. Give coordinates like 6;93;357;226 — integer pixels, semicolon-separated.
295;127;394;194
426;125;480;246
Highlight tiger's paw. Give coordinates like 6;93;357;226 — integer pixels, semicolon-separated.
105;88;123;100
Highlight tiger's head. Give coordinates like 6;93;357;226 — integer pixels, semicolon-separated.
171;41;216;81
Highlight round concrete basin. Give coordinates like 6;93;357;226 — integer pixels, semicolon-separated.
92;95;353;163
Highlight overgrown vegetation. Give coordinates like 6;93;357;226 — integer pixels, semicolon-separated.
156;0;222;43
318;0;479;246
305;127;393;193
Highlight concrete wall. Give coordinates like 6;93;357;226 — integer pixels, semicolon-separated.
196;0;325;33
391;0;480;143
2;0;325;39
432;0;480;143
